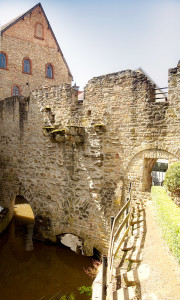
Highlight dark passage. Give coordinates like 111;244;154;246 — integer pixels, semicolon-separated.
0;200;93;300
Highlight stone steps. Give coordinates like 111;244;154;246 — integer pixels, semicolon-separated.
121;235;135;251
111;202;146;299
126;249;143;262
91;202;146;299
113;286;136;300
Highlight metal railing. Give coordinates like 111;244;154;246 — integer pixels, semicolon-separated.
154;87;168;101
102;182;132;300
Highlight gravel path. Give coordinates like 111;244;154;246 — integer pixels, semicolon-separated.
140;201;180;300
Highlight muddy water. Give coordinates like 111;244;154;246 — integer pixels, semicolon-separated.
0;204;93;300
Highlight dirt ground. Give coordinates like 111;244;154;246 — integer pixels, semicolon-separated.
139;200;180;300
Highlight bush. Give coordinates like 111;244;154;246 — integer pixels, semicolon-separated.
164;162;180;196
151;186;180;263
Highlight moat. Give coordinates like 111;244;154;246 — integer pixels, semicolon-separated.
0;202;93;300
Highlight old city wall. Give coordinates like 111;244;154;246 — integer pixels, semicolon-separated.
0;5;71;100
0;65;180;255
83;68;180;201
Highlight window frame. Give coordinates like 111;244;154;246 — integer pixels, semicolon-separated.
11;85;21;97
22;57;32;74
45;63;54;79
0;52;8;70
34;22;44;40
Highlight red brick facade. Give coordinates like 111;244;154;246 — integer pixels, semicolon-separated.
0;3;72;100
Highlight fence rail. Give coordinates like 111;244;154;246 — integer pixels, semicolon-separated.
102;182;132;300
154;87;168;101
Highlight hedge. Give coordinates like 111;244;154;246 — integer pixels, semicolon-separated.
164;162;180;196
151;186;180;264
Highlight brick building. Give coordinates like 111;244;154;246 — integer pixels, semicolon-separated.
0;3;73;100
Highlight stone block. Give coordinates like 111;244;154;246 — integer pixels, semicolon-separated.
126;249;143;262
113;287;136;300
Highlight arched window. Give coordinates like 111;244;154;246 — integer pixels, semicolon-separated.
0;52;7;69
46;64;53;78
12;85;21;96
22;58;32;74
34;22;44;40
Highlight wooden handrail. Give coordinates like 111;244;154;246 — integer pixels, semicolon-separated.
102;182;132;300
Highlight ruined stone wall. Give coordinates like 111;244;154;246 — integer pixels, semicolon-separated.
0;65;180;255
82;69;180;202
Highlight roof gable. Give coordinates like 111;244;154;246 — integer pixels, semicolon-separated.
1;3;72;78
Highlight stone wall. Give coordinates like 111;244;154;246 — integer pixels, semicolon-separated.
0;64;180;255
0;208;11;234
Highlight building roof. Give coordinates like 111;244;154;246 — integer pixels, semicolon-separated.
1;3;73;79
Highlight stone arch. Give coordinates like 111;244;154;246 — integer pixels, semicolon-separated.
124;143;180;171
122;148;179;203
14;194;35;217
11;189;37;219
56;232;84;254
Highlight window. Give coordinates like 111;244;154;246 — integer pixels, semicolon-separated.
0;52;7;69
12;85;20;96
34;23;44;39
24;59;30;73
22;58;32;74
46;64;53;78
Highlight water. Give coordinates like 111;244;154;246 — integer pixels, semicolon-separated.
0;203;93;300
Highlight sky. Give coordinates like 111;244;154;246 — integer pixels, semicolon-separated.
1;0;180;90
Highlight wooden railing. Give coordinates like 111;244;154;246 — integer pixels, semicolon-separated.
102;182;132;300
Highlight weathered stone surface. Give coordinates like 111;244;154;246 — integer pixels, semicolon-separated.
0;208;11;233
0;62;180;254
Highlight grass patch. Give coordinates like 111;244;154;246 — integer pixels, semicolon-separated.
151;186;180;264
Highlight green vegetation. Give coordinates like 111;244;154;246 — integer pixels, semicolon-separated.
151;186;180;263
164;162;180;196
78;286;92;298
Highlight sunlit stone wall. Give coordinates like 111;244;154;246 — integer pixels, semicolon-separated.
0;64;180;254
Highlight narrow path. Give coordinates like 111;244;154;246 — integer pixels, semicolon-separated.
140;200;180;300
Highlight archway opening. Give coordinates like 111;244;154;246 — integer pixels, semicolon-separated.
14;195;34;221
151;159;168;186
142;158;168;192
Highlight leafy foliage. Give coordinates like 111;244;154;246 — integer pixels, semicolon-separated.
151;186;180;263
164;162;180;196
78;286;92;298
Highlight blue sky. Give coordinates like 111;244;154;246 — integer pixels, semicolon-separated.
1;0;180;90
